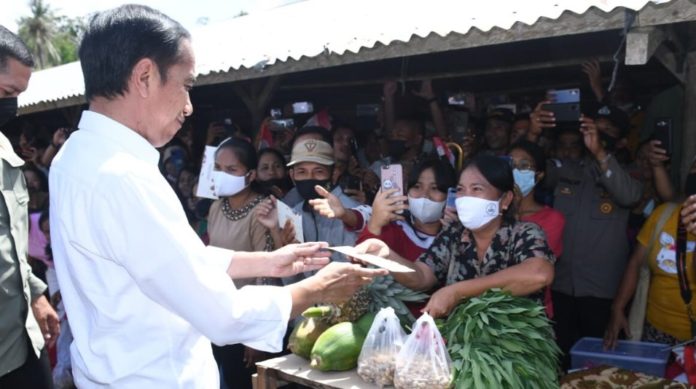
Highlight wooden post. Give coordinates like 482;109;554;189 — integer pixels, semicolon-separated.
681;51;696;188
232;76;281;131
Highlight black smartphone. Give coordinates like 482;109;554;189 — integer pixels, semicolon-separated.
651;118;672;158
543;88;581;123
222;118;236;137
349;138;359;156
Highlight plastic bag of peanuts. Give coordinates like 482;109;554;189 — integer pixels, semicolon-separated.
357;307;406;387
394;313;451;389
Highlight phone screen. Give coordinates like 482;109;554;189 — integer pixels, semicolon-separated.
292;102;314;115
543;88;581;123
547;88;580;104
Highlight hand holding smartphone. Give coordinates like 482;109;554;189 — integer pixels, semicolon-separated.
651;118;672;160
381;164;404;214
446;187;457;210
542;88;581;123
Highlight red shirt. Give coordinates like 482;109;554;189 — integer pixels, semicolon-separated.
521;205;565;318
358;222;433;262
521;206;565;258
358;221;436;316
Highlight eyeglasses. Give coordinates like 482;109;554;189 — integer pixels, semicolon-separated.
511;159;535;171
498;155;535;171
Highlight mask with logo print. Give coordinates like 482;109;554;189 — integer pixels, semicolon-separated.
455;196;500;230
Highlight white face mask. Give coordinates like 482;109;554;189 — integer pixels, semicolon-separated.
212;171;247;197
455;196;500;230
408;196;445;224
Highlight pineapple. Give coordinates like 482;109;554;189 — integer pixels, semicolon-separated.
301;275;429;325
302;287;372;325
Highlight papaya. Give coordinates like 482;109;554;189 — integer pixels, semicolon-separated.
288;317;330;359
309;312;377;371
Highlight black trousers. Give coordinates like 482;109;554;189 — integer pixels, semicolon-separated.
213;343;257;389
551;291;613;372
0;337;53;389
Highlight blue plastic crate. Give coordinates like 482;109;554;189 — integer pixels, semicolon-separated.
570;337;671;377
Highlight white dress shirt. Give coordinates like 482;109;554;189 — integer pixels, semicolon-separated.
49;111;292;388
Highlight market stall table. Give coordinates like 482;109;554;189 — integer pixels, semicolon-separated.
253;354;380;389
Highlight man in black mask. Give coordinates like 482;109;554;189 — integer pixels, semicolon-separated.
593;105;631;165
283;139;361;283
0;25;59;389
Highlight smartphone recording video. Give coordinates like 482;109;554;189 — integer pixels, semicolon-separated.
651;117;672;159
543;88;581;123
292;102;314;115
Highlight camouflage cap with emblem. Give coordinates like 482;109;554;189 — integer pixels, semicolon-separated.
287;139;335;167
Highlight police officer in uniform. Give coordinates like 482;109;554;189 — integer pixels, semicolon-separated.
544;105;643;370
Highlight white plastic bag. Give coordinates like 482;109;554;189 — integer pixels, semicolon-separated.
357;307;406;387
394;312;451;389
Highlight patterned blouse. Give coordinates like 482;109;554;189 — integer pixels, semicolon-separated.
418;220;556;300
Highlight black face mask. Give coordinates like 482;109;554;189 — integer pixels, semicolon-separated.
0;97;18;127
599;132;620;152
387;139;408;160
295;179;331;201
685;173;696;197
258;177;293;192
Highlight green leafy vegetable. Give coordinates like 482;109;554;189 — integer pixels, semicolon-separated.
441;289;560;389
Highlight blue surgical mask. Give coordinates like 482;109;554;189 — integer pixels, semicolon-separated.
513;169;536;197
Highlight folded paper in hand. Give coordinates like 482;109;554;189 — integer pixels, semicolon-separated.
276;200;304;243
328;246;415;273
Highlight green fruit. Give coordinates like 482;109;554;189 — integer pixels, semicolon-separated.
355;312;377;334
310;320;369;371
288;317;331;359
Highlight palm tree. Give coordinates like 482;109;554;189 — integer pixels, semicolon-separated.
17;0;61;69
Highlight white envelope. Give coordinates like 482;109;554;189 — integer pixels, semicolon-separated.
277;200;304;243
195;146;219;200
328;246;415;273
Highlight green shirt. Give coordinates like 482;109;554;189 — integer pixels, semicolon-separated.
0;132;46;377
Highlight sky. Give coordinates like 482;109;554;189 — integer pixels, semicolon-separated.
2;0;302;33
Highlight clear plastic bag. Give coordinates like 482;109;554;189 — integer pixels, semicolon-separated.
394;313;451;389
357;307;406;387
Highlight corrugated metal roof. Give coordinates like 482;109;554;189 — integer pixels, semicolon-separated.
17;0;673;111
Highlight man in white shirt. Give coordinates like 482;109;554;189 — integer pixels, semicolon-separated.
49;5;385;388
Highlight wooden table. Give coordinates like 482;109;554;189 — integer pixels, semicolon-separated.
253;354;381;389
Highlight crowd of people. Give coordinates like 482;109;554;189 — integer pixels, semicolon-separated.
2;4;696;389
151;68;696;383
